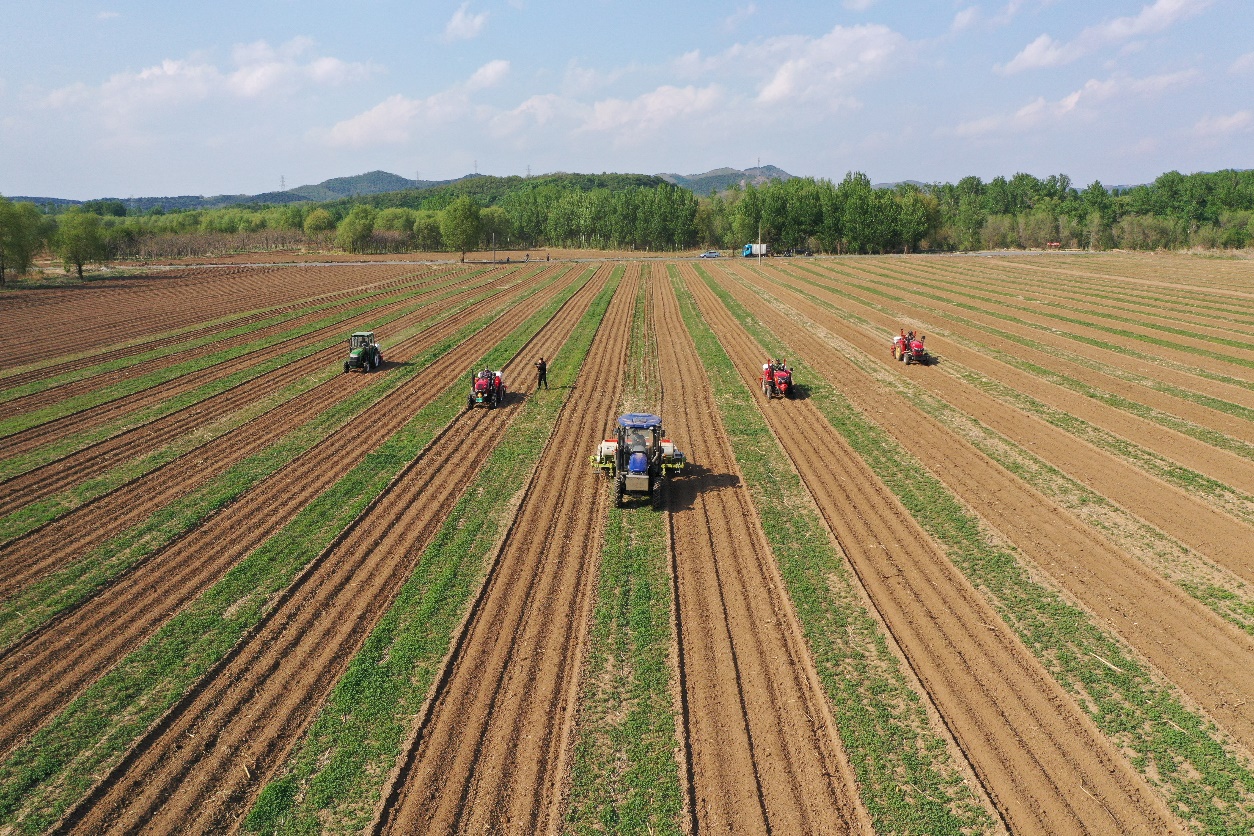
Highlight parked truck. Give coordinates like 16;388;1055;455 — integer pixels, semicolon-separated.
742;243;769;257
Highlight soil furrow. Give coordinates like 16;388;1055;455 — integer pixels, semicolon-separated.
683;264;1182;835
0;268;588;760
656;265;870;834
52;267;612;836
757;263;1254;577
374;270;636;835
719;261;1254;753
0;267;556;600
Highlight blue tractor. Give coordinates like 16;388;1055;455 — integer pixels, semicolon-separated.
591;413;686;509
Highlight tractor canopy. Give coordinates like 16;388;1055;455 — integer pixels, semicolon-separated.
350;332;375;349
617;413;663;430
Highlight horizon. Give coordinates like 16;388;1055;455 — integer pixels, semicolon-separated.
3;1;1251;200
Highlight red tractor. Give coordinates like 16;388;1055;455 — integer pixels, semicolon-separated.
760;361;794;399
893;331;931;365
468;367;506;409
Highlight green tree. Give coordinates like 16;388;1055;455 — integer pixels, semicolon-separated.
54;208;107;278
413;212;443;251
303;208;336;236
441;197;481;261
335;205;377;253
0;198;47;286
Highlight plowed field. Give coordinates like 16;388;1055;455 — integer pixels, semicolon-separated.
1;252;1250;835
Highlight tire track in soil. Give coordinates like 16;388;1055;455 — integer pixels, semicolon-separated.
0;268;591;761
717;262;1254;754
372;269;638;836
682;263;1183;836
755;263;1254;578
655;265;871;834
0;266;555;602
51;266;614;836
0;266;457;417
0;266;499;454
0;266;507;513
0;265;457;391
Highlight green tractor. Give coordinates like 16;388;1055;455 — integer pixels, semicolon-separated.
343;331;383;374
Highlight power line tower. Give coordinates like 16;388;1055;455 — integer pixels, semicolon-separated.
280;175;285;191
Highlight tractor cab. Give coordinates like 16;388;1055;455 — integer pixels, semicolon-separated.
344;331;382;373
591;413;686;508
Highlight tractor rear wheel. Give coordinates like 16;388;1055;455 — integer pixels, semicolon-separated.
651;477;664;510
614;475;626;508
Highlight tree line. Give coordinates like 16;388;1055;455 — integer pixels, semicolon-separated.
3;168;1252;280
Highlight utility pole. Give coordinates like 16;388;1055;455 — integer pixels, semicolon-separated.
492;231;496;264
758;219;762;265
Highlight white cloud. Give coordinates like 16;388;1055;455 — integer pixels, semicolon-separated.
581;85;722;139
324;60;507;147
951;6;980;32
1001;0;1211;73
680;24;906;105
1194;110;1253;138
951;69;1198;136
1230;52;1254;74
723;4;756;33
43;38;374;116
444;3;489;42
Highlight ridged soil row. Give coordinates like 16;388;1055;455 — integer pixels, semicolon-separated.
0;268;589;759
717;261;1254;753
992;254;1254;298
373;270;638;835
837;258;1254;383
0;264;505;457
0;268;456;398
0;263;398;366
815;260;1254;449
0;265;524;512
0;265;557;600
756;262;1254;579
0;265;459;417
682;264;1182;836
824;258;1254;412
656;266;871;834
53;266;615;836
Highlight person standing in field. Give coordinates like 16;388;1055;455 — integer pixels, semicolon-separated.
535;356;548;390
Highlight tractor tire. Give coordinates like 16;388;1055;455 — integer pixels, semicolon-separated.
614;475;626;508
343;363;350;373
651;477;664;510
762;380;770;398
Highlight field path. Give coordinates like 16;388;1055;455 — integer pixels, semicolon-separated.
656;265;871;834
683;263;1182;835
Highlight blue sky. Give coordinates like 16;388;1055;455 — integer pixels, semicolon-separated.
1;0;1251;199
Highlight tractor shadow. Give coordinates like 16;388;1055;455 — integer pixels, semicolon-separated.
662;462;741;513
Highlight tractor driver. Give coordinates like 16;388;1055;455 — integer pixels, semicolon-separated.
629;429;647;451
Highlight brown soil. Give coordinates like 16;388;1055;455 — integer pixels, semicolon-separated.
654;264;871;833
0;266;585;759
50;267;613;835
372;267;639;834
682;262;1183;834
718;260;1254;755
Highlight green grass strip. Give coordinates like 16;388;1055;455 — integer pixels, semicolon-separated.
700;266;1254;835
797;260;1254;392
0;268;498;482
0;269;522;545
0;269;555;653
678;265;992;834
0;272;444;405
566;276;682;836
0;267;593;834
0;269;497;441
242;267;621;835
740;267;1254;634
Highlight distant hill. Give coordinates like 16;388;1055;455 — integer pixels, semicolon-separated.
332;172;667;212
658;165;794;195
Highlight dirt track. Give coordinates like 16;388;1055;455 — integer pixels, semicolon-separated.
682;263;1182;834
52;267;613;835
654;264;871;833
373;267;636;834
